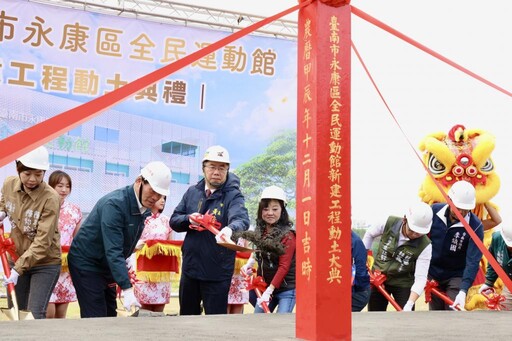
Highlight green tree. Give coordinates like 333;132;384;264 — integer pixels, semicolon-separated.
234;130;296;224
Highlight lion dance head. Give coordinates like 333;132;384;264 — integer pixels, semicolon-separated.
418;124;500;207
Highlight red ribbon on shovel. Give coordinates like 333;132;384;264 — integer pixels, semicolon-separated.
188;211;253;252
245;274;271;313
189;210;222;233
480;288;507;311
0;225;22;320
368;269;402;311
424;279;463;311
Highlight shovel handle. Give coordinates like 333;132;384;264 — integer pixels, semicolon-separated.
369;269;402;311
254;288;271;313
0;226;15;294
0;226;20;320
431;287;462;311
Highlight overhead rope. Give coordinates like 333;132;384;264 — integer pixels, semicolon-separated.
351;6;512;98
352;38;512;295
0;0;312;167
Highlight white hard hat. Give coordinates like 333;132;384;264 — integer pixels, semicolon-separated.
140;161;171;196
17;146;50;171
448;180;476;210
202;145;230;164
405;202;433;234
501;225;512;247
260;185;287;204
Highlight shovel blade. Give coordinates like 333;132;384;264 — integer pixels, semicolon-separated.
1;307;35;320
1;307;19;321
19;310;34;320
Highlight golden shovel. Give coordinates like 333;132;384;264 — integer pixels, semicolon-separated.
1;287;35;320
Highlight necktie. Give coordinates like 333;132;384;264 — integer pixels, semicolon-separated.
206;189;212;198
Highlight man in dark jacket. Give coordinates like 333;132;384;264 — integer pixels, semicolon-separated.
68;161;171;318
170;145;250;315
428;180;483;311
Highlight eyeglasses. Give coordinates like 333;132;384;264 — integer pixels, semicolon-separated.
204;165;228;173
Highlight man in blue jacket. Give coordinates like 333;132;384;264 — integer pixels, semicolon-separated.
428;180;483;310
351;230;370;311
68;161;171;318
170;145;250;315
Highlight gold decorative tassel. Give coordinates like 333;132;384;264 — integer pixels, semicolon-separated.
136;271;171;282
137;243;181;259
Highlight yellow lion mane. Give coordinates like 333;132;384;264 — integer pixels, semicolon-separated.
418;125;501;310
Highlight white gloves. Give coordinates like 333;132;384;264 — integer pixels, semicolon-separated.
241;257;256;277
122;288;141;311
0;211;6;222
479;284;492;294
403;300;414;312
3;269;19;287
257;286;274;308
125;256;135;271
450;291;466;310
135;239;145;250
215;226;233;243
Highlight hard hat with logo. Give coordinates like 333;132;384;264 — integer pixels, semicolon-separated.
140;161;171;196
17;146;50;171
405;202;433;234
202;145;230;164
501;225;512;247
260;185;287;205
448;180;476;210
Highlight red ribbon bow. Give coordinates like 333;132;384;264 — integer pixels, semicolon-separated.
481;288;507;311
424;279;461;310
0;230;18;262
369;269;387;287
245;275;268;293
424;279;438;303
189;210;221;233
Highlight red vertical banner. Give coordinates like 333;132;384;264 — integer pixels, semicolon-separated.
296;2;351;340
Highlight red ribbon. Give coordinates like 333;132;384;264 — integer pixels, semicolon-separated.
481;288;507;311
0;227;18;295
351;6;512;98
0;1;311;168
0;230;18;262
189;210;221;233
368;269;402;311
424;279;461;311
246;275;267;293
245;275;270;313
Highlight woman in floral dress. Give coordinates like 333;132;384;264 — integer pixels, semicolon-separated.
227;242;251;314
133;196;174;312
46;171;82;318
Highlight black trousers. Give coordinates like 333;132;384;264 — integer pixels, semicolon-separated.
368;283;411;311
179;273;231;315
69;262;117;318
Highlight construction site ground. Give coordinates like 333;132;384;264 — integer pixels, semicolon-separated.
1;310;510;340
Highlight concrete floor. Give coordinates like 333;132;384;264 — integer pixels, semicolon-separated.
1;311;510;340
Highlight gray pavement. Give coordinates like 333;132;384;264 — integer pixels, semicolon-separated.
0;311;510;340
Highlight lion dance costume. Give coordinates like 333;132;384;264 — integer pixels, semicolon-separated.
418;124;501;310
